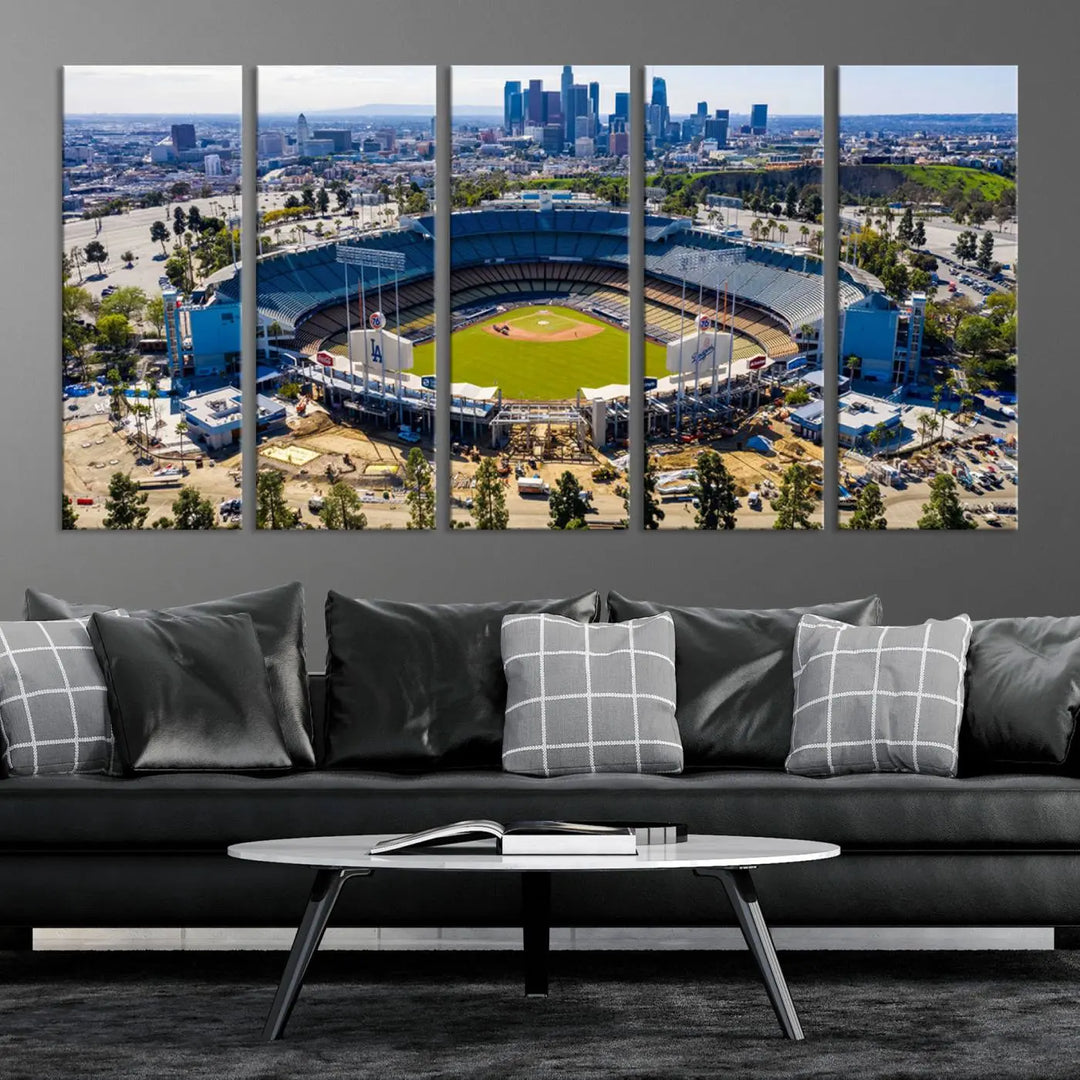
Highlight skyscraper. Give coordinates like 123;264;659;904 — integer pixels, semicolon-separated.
651;76;667;109
588;81;600;126
750;103;768;135
296;113;310;156
543;90;562;128
569;83;589;140
527;79;544;125
504;80;521;132
561;65;574;143
170;123;196;154
696;101;708;118
705;108;729;147
614;91;630;123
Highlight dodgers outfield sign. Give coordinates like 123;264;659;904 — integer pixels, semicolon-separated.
665;329;733;374
347;328;414;374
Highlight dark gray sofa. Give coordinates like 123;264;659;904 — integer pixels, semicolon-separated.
4;675;1080;936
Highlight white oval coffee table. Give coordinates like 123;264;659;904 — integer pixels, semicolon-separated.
229;833;839;1042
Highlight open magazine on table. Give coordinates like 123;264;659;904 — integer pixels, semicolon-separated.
369;820;687;856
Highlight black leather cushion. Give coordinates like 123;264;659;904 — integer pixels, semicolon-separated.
24;584;314;768
4;767;1080;851
87;610;291;774
960;616;1080;772
607;594;884;768
323;590;601;770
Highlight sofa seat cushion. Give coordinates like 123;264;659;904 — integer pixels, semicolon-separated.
3;770;1080;851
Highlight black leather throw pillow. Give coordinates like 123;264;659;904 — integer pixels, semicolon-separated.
606;593;883;769
88;610;292;774
960;616;1080;773
25;583;314;768
323;590;602;770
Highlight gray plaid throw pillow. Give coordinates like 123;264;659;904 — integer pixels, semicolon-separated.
0;619;118;776
786;613;973;778
501;612;682;777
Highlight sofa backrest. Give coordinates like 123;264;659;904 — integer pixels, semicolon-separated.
308;674;327;764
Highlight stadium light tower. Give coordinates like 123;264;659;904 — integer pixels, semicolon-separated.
336;245;409;422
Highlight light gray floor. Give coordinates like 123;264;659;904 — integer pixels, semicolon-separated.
33;926;1053;951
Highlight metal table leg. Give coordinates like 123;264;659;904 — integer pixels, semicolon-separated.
694;867;804;1040
521;870;552;996
262;868;369;1041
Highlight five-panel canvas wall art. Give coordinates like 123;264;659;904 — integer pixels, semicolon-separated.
61;64;1017;530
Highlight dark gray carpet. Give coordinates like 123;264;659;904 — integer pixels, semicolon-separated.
1;948;1077;1079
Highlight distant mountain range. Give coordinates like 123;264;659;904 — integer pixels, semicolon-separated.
840;113;1017;136
276;104;437;118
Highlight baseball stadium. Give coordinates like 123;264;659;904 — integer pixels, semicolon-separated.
230;197;869;524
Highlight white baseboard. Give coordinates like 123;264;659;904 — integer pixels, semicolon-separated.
32;926;1055;952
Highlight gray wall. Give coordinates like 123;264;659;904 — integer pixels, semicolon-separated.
0;0;1070;656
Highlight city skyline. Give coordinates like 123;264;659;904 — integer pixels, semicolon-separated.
453;66;627;117
64;66;241;115
841;66;1017;115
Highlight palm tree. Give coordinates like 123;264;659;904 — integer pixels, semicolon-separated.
800;224;810;247
766;217;778;241
778;223;789;246
176;418;189;475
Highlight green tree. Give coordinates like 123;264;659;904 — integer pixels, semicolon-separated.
96;312;131;352
316;187;330;215
911;219;926;247
145;296;165;336
150;219;170;255
84;239;107;276
846;482;887;529
917;474;975;530
335;186;350;211
976;231;995;272
784;181;799;219
186;205;203;232
771;462;820;530
955;315;998;359
172;206;187;239
120;249;135;268
952;229;978;263
471;457;509;530
164;254;188;290
642;456;665;530
99;286;147;321
256;470;296;529
691;449;738;530
319;481;368;530
168;181;191;201
170;486;215;529
403;446;435;529
897;207;915;246
62;494;79;530
103;472;149;530
548;471;589;530
784;385;811;406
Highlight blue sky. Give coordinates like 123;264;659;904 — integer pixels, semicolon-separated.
258;66;436;113
649;66;823;117
841;66;1017;114
65;66;241;114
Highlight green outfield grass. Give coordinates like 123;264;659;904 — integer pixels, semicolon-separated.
411;304;670;400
